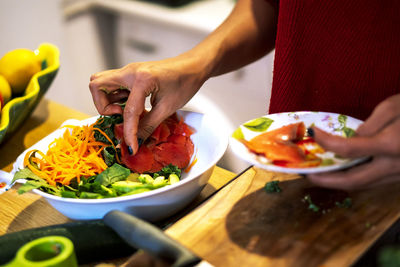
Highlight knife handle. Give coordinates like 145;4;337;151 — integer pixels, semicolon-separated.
103;210;201;267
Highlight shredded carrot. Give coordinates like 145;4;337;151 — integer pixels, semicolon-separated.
24;122;110;186
92;127;121;164
184;156;198;173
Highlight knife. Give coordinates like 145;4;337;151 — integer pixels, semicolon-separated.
103;210;213;267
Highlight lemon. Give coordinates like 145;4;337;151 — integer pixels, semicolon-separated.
0;75;12;105
0;48;41;95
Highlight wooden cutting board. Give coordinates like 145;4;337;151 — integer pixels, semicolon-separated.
162;167;400;267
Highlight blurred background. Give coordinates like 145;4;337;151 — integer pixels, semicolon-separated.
0;0;275;173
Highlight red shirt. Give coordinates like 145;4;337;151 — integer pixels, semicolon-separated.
268;0;400;120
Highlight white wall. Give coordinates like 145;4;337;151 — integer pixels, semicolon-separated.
0;0;99;115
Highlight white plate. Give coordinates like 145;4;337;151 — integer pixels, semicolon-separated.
10;110;228;221
230;111;368;174
0;170;13;194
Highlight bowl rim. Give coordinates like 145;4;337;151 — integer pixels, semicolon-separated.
21;111;228;203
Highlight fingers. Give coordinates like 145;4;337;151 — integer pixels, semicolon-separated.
312;127;381;158
313;117;400;158
308;94;400;191
138;105;173;139
123;94;172;154
307;156;400;191
106;89;130;103
90;66;168;155
89;70;129;115
123;87;147;154
90;69;117;81
357;94;400;136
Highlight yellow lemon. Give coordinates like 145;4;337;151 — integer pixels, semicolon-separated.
0;48;41;95
0;74;12;105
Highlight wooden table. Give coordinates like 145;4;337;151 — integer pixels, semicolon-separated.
2;99;400;267
0;99;236;264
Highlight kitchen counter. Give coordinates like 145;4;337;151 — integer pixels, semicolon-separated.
1;99;400;266
63;0;235;34
0;98;237;265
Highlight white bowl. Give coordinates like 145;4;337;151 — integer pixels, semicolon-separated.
11;110;228;221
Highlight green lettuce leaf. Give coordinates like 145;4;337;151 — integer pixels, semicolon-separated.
94;163;131;186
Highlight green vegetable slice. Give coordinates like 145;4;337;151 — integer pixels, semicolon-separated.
243;117;273;132
94;163;131;187
231;127;244;140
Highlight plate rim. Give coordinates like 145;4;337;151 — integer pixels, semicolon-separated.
229;111;368;174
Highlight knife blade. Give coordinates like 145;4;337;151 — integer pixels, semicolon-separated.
103;210;214;267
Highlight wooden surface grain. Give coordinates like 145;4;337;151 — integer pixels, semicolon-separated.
5;98;396;267
163;167;400;267
0;98;237;258
0;166;236;236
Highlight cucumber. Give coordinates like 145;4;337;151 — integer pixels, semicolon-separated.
0;220;135;265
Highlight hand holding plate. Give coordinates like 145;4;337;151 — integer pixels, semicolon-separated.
308;94;400;190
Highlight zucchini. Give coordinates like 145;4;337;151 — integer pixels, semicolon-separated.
0;220;135;265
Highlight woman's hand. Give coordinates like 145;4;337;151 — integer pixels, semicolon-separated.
307;94;400;190
89;57;206;154
89;0;278;155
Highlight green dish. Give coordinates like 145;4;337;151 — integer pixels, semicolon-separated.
0;43;60;145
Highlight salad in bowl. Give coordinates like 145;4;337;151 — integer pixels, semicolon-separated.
11;110;228;221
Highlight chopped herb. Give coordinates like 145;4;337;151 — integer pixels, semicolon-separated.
103;146;117;167
308;203;320;212
335;197;352;208
93;114;124;167
264;181;282;193
303;194;320;212
93;114;123;146
154;164;182;179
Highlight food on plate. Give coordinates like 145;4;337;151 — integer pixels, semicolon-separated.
12;113;195;199
0;48;41;95
242;122;326;168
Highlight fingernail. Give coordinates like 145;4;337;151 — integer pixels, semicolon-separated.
128;146;133;155
307;127;314;137
137;138;143;147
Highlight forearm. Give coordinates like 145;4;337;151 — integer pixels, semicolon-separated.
181;0;278;80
